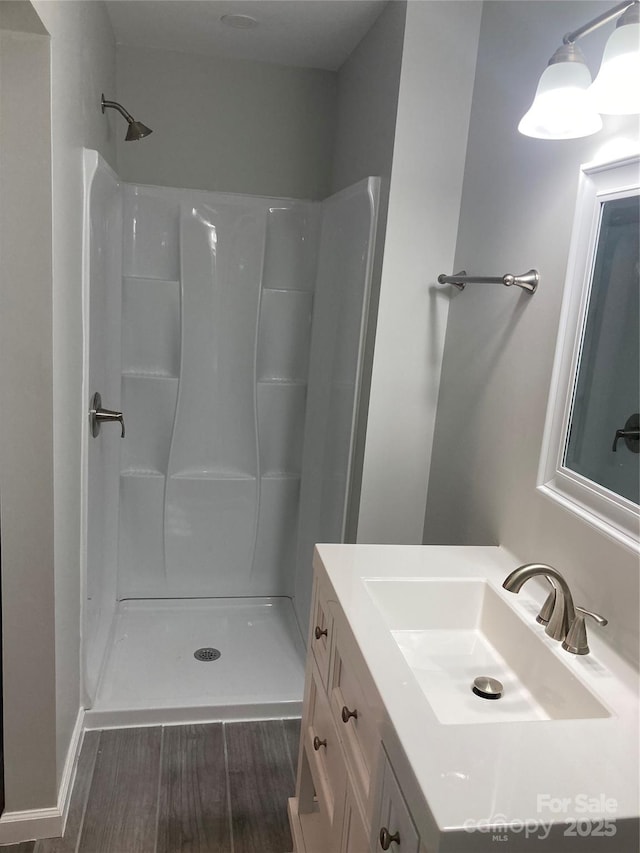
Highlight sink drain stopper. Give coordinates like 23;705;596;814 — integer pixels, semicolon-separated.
194;647;221;662
472;676;503;700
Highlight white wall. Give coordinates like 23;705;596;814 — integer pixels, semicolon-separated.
115;45;337;199
29;0;116;804
425;1;639;666
357;0;482;544
329;0;406;541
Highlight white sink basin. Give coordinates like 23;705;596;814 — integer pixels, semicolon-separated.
364;578;610;725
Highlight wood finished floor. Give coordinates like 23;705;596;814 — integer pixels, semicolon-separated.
4;719;300;853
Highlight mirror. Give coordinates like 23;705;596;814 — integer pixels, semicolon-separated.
564;194;639;505
539;154;640;547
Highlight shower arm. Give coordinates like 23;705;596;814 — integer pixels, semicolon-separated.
101;95;135;123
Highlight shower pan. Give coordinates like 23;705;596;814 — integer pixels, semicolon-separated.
81;150;379;727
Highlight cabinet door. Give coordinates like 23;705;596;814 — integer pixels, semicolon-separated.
341;784;370;853
373;752;420;853
310;574;334;689
330;611;379;805
305;661;346;832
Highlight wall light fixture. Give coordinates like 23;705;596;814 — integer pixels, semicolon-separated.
519;0;640;140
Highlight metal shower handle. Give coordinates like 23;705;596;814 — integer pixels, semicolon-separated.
90;392;125;438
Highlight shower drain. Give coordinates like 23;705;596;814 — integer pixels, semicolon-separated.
194;647;221;662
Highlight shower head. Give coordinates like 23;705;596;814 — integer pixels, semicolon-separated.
125;119;153;142
101;94;152;142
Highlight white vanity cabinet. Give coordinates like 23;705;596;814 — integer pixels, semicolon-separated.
288;571;430;853
290;544;640;853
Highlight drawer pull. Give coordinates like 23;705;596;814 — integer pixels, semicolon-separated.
379;827;401;849
314;625;328;640
312;736;327;751
341;705;358;723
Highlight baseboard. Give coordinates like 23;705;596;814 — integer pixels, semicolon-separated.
0;805;62;846
56;708;86;836
0;708;85;845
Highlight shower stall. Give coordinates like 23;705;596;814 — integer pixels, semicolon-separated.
81;150;379;727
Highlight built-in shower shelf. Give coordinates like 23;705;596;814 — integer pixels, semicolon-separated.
123;277;180;286
122;372;179;381
262;285;314;295
170;470;257;481
257;378;307;386
121;469;165;478
261;472;301;480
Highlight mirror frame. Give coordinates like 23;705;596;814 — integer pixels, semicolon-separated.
538;153;640;550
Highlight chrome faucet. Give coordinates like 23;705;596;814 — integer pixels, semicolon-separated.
502;563;576;643
502;563;607;655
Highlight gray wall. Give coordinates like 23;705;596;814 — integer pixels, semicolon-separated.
357;0;482;544
23;0;116;813
0;7;55;813
115;45;337;199
329;0;407;540
424;1;639;666
330;0;405;195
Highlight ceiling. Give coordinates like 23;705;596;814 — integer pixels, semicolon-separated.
105;0;388;71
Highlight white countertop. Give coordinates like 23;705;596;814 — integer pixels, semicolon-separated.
314;543;639;849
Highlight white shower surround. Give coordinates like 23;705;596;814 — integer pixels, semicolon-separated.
119;183;320;599
82;149;379;724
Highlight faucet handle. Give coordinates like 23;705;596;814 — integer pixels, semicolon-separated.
562;607;608;655
90;392;125;438
576;606;608;627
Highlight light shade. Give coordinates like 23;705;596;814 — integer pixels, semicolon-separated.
589;20;640;114
518;57;603;139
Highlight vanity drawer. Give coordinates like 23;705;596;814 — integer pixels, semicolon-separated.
310;574;334;689
305;661;346;830
330;614;379;805
374;752;420;853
